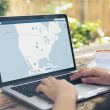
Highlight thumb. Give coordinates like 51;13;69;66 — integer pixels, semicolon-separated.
81;77;101;84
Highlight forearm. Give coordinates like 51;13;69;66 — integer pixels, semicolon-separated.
53;95;77;110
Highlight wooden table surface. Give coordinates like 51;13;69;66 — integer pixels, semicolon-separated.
0;43;110;110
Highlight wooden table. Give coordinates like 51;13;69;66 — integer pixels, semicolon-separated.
0;43;110;110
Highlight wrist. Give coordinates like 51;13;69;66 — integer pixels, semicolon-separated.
53;94;77;110
56;93;77;102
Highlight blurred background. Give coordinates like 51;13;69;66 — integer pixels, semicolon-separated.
1;0;110;48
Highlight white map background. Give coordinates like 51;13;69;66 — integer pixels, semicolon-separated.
17;22;61;75
0;20;74;82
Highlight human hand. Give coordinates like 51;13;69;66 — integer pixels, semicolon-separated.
70;67;110;85
36;76;78;102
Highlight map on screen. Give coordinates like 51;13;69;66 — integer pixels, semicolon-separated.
0;18;74;82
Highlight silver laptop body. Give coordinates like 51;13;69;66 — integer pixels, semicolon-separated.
0;14;109;110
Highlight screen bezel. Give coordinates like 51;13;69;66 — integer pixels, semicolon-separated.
0;14;76;87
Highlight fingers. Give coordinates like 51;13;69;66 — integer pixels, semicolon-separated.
70;68;89;80
36;76;57;98
41;76;57;85
41;78;51;86
39;76;57;89
36;84;48;94
48;76;57;82
81;77;101;84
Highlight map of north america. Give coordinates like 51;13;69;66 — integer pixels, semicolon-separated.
16;22;61;75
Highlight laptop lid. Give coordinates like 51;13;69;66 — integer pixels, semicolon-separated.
0;14;76;87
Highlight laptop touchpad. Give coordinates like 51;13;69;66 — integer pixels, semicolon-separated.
75;83;109;99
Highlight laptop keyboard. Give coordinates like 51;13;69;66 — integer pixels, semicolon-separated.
11;73;81;98
12;81;41;97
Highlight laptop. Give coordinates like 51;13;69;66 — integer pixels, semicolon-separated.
0;14;109;110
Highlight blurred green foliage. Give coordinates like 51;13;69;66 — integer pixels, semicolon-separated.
69;18;104;48
0;0;9;16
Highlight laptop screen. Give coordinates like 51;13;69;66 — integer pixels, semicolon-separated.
0;15;75;83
